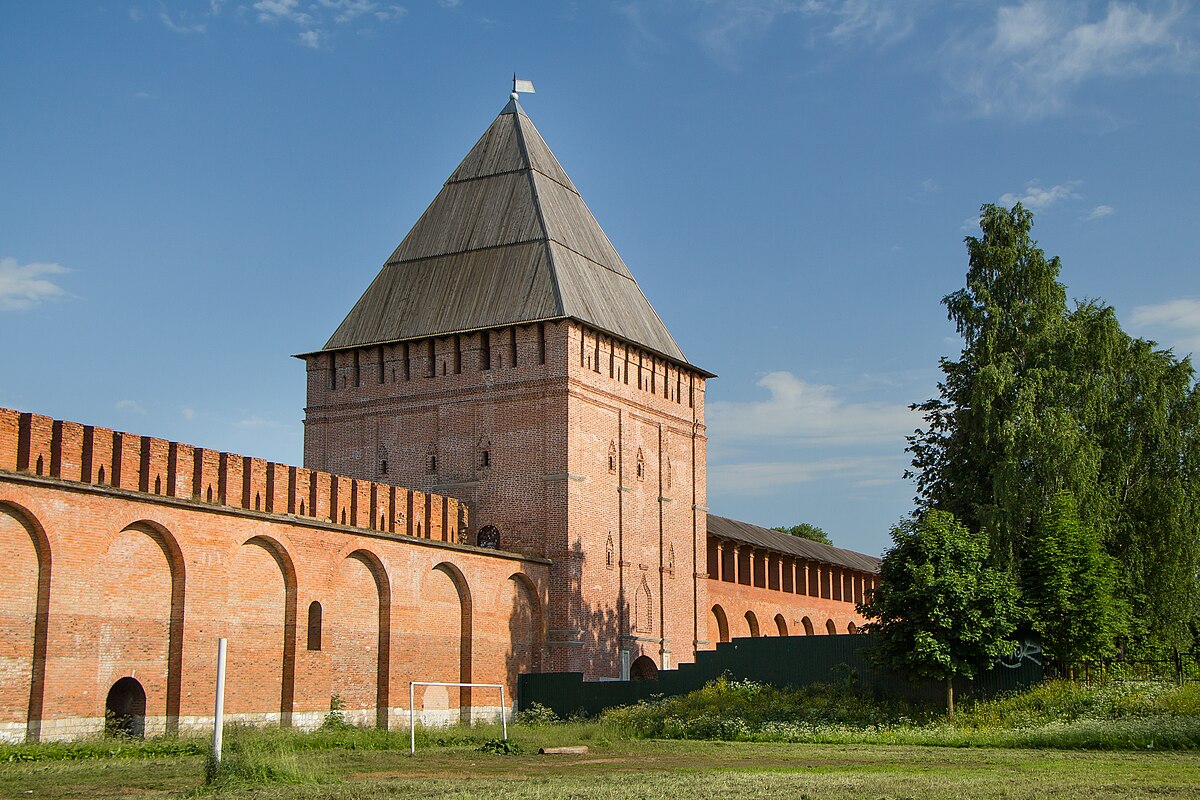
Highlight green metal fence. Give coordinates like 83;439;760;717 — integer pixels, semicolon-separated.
518;633;1043;717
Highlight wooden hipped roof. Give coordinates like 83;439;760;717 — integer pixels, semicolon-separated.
316;98;697;369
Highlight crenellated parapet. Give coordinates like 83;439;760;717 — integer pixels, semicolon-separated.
0;408;466;544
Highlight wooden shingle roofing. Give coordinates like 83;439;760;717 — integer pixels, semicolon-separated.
707;514;881;573
313;98;703;372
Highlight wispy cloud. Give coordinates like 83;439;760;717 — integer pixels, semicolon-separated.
254;0;313;25
115;399;147;415
158;5;206;34
1084;203;1115;220
0;257;70;311
708;371;915;446
710;454;904;495
804;0;924;46
252;0;405;46
947;1;1195;118
181;406;197;421
691;0;799;70
999;181;1081;211
235;415;283;429
1131;298;1200;355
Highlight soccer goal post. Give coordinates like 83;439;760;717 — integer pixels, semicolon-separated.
408;681;508;756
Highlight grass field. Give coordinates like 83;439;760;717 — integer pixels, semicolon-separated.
2;736;1200;799
3;679;1199;798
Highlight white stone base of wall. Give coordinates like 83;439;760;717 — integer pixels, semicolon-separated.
7;705;513;743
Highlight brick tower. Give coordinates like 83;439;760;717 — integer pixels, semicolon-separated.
300;94;713;677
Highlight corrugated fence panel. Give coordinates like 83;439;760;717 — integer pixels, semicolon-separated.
518;633;1043;717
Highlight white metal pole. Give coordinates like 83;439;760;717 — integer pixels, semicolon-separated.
409;682;415;756
212;638;227;763
500;685;507;741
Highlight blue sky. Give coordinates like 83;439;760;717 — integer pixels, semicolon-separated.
2;1;1198;556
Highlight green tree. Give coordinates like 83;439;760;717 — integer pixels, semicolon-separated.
1027;492;1125;675
907;202;1200;654
858;510;1016;717
772;523;832;545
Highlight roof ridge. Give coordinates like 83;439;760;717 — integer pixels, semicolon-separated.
512;106;566;318
319;98;698;365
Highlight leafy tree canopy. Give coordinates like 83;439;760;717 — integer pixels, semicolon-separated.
772;523;832;546
858;510;1016;716
1027;491;1126;671
907;203;1200;655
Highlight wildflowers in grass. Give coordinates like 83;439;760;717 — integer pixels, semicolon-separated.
600;677;1200;750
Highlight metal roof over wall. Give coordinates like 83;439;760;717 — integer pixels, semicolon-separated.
316;97;698;371
707;514;881;573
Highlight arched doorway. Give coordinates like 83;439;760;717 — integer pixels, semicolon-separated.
744;611;760;638
826;619;837;635
711;605;729;644
774;614;788;636
847;622;858;634
801;616;814;636
105;677;146;739
629;655;658;681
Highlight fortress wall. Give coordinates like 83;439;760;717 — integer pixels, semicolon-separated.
0;407;547;742
706;578;869;643
0;410;467;543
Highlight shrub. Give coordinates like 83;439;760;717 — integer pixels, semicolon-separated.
515;702;560;725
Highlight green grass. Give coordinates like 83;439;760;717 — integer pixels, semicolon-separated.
2;680;1200;798
2;738;1200;799
599;677;1200;749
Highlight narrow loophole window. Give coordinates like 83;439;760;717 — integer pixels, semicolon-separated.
307;601;323;651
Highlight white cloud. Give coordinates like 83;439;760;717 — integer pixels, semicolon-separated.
181;407;197;421
998;181;1081;211
692;0;799;70
321;0;380;23
806;0;922;46
115;399;147;415
710;455;903;495
235;415;282;429
0;258;70;311
948;1;1195;118
1131;298;1200;354
437;0;462;8
129;7;145;22
707;371;916;446
254;0;313;25
158;7;206;34
1085;204;1115;220
250;0;403;46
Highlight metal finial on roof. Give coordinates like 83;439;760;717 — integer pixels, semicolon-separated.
512;74;535;95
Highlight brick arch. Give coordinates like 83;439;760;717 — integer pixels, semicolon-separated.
801;616;814;636
232;535;298;725
774;613;788;637
744;610;760;638
344;549;392;729
505;572;543;678
431;562;473;719
114;520;186;736
825;619;837;635
0;501;51;741
710;604;729;644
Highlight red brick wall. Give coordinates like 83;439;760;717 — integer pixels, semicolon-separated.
706;576;870;643
302;320;716;679
0;408;549;742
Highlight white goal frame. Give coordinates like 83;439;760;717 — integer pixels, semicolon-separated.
408;681;507;755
